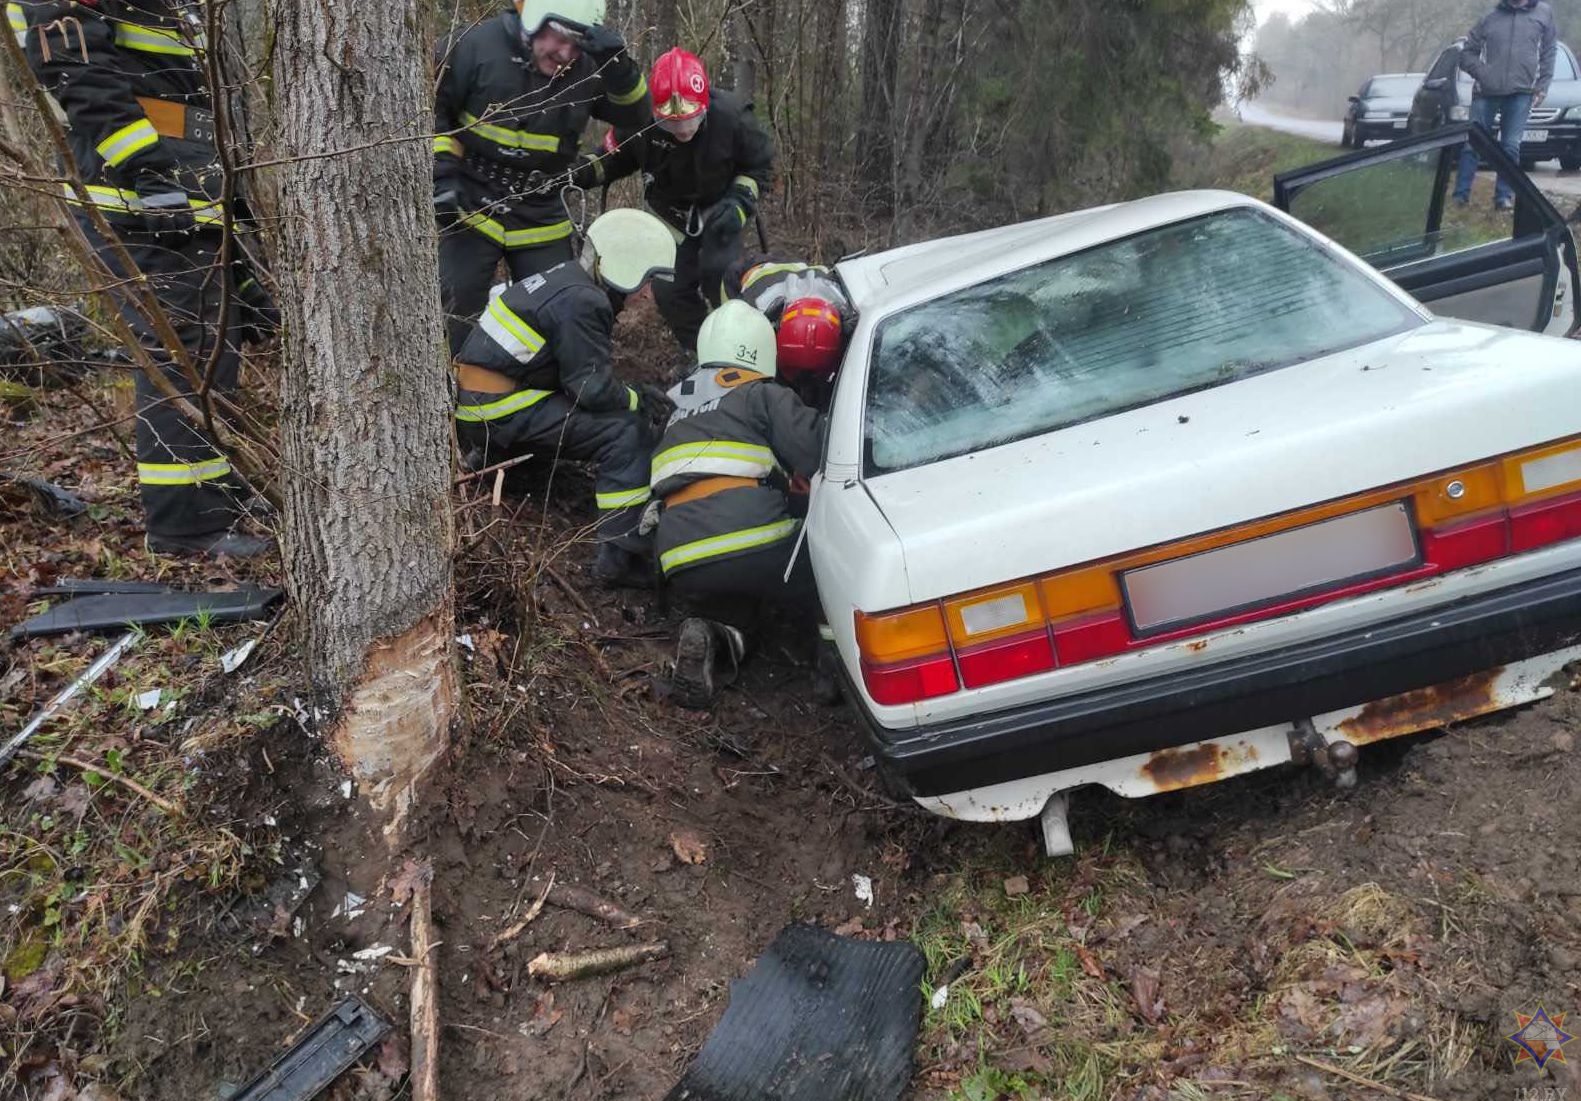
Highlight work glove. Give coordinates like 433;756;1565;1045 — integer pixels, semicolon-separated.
579;23;639;85
704;182;757;239
132;169;196;237
631;382;675;427
233;264;280;346
434;172;463;224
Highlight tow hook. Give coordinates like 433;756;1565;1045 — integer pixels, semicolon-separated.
1287;719;1359;791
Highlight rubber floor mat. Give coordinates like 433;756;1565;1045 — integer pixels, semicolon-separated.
665;922;925;1101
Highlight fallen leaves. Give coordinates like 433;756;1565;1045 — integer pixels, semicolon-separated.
669;830;707;865
1128;965;1165;1025
1002;875;1030;897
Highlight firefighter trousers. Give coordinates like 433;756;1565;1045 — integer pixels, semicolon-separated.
439;225;576;355
667;535;820;639
455;390;653;550
78;216;247;538
652;228;744;354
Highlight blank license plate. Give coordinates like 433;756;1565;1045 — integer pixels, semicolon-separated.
1392;119;1407;129
1122;502;1420;635
1525;129;1550;142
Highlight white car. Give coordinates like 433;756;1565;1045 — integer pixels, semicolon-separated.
807;124;1581;853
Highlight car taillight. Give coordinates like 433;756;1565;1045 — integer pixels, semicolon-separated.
854;434;1581;708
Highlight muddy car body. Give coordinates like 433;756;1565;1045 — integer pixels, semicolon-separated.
808;124;1581;852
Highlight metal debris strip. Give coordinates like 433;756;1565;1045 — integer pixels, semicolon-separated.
229;995;392;1101
3;631;137;769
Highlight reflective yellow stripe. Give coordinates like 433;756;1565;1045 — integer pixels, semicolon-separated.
458;111;559;152
741;261;807;290
455;388;553;422
596;486;651;510
479;296;546;362
96;118;160;167
456;211;574;249
660;518;799;573
651;440;777;486
732;174;760;200
137;458;231;486
61;183;225;226
606;73;647;107
433;135;463;158
114;21;196;56
627;387;638;412
8;3;27;47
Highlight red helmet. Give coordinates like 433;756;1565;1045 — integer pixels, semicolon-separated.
650;48;709;121
776;297;843;381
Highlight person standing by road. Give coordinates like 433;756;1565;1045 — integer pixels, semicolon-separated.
1454;0;1557;210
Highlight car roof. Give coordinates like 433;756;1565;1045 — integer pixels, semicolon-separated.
836;190;1269;314
1368;72;1424;80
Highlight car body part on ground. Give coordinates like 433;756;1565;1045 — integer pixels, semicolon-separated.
663;923;924;1101
9;583;284;640
808;127;1581;850
1412;39;1581;170
3;630;136;769
229;995;392;1101
1343;71;1424;148
0;472;88;517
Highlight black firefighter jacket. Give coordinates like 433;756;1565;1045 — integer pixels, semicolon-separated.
434;10;649;245
650;370;822;576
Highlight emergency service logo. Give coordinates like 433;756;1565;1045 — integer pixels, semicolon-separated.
1507;1006;1574;1072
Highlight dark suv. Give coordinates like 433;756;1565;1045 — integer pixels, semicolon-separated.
1343;73;1424;146
1410;38;1581;169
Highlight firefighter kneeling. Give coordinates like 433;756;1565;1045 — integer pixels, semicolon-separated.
649;301;835;708
453;208;676;587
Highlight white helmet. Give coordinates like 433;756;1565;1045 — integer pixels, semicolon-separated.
515;0;605;38
696;300;777;378
582;208;677;295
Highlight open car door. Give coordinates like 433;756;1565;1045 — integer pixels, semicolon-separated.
1274;122;1581;336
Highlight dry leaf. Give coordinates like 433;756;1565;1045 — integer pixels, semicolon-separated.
1003;875;1030;897
1129;965;1164;1025
670;830;707;865
389;858;432;905
1075;944;1105;980
22;776;59;802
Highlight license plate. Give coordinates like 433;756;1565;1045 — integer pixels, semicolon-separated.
1122;502;1420;635
1392;119;1407;129
1525;129;1550;143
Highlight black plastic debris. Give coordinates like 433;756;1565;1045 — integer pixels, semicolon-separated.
665;923;925;1101
9;583;282;641
230;995;391;1101
1;473;87;517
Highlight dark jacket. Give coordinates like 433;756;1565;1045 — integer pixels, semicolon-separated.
651;370;822;574
17;0;222;220
600;91;775;234
1461;0;1557;97
455;261;636;414
434;11;649;237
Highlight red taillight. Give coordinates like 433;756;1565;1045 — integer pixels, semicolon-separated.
1511;489;1581;552
1421;512;1508;569
957;629;1056;689
861;654;959;706
1051;611;1131;665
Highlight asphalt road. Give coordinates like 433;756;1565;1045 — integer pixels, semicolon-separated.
1235;100;1581;205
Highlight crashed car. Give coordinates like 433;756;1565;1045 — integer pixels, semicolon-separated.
808;123;1581;853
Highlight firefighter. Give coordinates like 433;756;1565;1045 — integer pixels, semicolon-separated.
648;301;835;708
596;49;774;355
453;207;676;588
433;0;649;355
721;255;849;324
16;1;275;558
722;255;849;410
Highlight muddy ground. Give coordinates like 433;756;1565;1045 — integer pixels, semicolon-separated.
6;312;1581;1101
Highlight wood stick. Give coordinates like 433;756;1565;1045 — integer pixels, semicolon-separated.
545;882;642;929
1293;1055;1445;1101
454;452;533;486
409;863;440;1101
528;942;669;982
489;872;556;951
17;750;181;816
543;561;597;623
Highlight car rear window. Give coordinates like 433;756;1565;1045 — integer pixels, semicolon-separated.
863;208;1421;474
1366;76;1421;97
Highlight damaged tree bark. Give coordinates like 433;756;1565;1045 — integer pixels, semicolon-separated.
270;0;457;841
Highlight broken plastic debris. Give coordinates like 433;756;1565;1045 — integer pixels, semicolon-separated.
332;891;367;920
852;874;874;909
930;985;949;1010
340;780;353;800
134;688;162;710
221;638;258;673
455;634;475;651
351;945;394;962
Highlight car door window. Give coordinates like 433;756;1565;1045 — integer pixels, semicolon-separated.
1282;145;1518;267
1428;48;1458;82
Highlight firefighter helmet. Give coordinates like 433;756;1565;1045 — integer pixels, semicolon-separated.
515;0;606;38
776;297;843;381
697;300;777;377
650;48;710;120
583;209;676;294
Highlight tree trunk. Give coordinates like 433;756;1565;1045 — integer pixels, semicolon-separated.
859;0;902;224
649;0;677;52
270;0;457;843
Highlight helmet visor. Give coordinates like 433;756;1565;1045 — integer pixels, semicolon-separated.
544;17;589;41
654;92;706;121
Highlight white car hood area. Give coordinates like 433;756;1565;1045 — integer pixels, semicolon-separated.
861;319;1581;604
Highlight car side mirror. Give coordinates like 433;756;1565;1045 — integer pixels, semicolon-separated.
1424;77;1448;90
1348;95;1361;103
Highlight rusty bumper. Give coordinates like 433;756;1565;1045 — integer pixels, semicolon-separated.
862;566;1581;799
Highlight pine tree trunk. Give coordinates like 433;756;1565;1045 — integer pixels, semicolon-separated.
859;0;902;223
270;0;457;842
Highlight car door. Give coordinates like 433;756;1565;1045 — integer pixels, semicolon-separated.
1410;47;1459;132
1273;123;1581;336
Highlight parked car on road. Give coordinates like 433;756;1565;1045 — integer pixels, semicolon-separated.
808;123;1581;854
1411;38;1581;169
1343;72;1424;147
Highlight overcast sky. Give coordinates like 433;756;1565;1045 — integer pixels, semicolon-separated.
1253;0;1321;26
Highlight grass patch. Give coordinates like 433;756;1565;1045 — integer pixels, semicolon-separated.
1178;123;1339;200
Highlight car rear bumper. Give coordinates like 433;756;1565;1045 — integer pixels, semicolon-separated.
1521;122;1581;158
857;567;1581;798
1357;119;1410;140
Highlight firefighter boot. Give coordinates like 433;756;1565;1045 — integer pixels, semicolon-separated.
592;542;656;590
146;530;276;559
671;617;746;709
812;638;843;705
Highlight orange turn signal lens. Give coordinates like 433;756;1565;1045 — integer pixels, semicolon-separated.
855;605;949;665
1412;462;1502;525
1039;564;1121;622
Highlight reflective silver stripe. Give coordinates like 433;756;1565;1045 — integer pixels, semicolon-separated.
137;458;231;485
479;296;545;363
659;518;799;573
454;388;553;422
596;486;651;510
96;118;160;167
61;183;225;225
650;440;776;488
